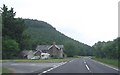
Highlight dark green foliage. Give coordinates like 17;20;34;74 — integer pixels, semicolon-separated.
24;19;93;57
118;37;120;62
2;4;30;59
64;41;76;57
2;39;19;59
93;38;119;59
0;14;2;59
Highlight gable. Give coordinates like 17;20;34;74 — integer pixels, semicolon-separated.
36;45;64;51
34;50;41;56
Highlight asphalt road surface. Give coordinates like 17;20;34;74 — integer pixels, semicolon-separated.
2;62;60;73
41;57;119;75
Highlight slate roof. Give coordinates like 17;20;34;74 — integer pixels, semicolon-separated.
36;45;64;51
20;50;30;56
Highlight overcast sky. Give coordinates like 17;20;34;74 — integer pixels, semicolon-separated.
0;0;119;46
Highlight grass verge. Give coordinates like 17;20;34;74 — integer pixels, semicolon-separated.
93;58;119;68
2;57;77;63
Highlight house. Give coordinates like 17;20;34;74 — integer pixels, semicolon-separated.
31;50;50;59
27;50;34;59
20;50;50;59
36;42;64;58
20;50;30;58
20;42;65;59
20;50;37;59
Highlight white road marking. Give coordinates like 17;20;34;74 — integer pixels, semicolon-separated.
83;59;91;73
69;60;73;62
47;68;54;71
42;71;47;73
39;62;67;74
85;65;90;70
91;59;119;71
84;61;86;64
83;59;86;63
85;64;91;72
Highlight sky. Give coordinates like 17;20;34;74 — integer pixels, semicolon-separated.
0;0;119;46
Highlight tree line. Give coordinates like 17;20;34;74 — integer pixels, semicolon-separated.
92;37;119;59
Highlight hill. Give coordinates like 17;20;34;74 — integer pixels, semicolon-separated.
24;19;93;57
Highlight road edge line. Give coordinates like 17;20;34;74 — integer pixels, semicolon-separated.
91;59;119;71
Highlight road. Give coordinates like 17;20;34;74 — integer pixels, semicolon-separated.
41;57;119;75
2;62;60;74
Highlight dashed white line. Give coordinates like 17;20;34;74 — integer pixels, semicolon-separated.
83;60;91;73
85;65;90;70
69;60;73;63
46;68;54;72
84;61;86;64
42;71;47;73
85;64;91;72
39;62;67;75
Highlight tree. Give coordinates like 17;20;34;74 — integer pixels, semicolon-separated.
2;4;30;59
2;39;19;59
64;41;76;57
92;38;119;59
2;4;16;38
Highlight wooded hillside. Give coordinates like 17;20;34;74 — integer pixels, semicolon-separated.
2;5;93;59
24;19;93;57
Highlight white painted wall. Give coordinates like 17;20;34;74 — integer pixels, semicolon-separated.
27;51;34;59
41;53;50;59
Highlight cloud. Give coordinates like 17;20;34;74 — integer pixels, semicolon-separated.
0;0;118;46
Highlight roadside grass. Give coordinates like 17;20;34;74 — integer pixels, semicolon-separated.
93;58;118;68
2;57;78;63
